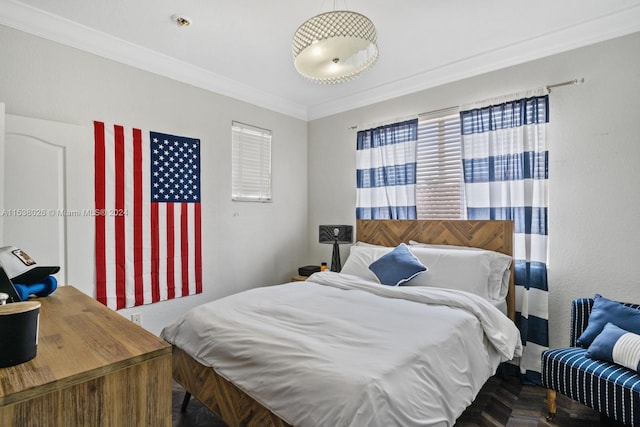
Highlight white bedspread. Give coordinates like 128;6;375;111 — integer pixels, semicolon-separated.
161;271;523;427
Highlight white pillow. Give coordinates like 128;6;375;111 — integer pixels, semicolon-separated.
408;241;511;300
409;241;512;295
340;245;393;282
404;246;492;299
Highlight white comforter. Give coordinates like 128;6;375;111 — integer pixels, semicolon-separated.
161;271;523;427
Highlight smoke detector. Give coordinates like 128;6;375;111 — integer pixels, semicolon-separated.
171;14;192;27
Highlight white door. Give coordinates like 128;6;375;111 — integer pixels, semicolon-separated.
4;114;92;289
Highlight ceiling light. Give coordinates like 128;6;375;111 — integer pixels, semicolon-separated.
292;7;378;84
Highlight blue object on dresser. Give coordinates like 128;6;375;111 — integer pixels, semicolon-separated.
13;275;57;301
541;297;640;426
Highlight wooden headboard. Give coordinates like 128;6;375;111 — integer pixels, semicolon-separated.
356;220;516;321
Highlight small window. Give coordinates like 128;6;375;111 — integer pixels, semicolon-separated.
231;121;272;202
416;108;465;219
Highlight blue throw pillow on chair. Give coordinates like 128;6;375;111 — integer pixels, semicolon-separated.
368;243;427;287
586;322;640;372
577;294;640;347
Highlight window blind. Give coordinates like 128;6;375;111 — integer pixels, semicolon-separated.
232;121;272;202
416;108;465;219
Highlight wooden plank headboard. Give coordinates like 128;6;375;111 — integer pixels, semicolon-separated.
356;220;516;321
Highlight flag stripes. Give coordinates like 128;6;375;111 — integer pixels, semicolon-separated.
94;121;202;309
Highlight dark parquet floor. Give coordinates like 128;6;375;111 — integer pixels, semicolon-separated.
172;375;624;427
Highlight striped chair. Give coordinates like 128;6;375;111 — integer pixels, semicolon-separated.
541;298;640;426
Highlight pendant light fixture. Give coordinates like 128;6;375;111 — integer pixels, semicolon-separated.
292;2;378;84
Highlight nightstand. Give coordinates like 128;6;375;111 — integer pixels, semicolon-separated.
292;275;308;282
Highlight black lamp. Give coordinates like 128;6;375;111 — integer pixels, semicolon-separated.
319;225;354;272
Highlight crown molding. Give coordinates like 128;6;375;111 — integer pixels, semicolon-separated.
0;0;310;121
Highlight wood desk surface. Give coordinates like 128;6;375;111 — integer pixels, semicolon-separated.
0;286;171;406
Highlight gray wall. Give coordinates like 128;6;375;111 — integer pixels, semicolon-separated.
307;32;640;349
0;25;308;335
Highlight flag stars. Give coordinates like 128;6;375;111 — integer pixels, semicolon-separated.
150;132;201;203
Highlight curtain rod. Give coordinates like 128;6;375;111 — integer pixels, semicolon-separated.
351;78;585;129
546;78;584;92
351;113;418;131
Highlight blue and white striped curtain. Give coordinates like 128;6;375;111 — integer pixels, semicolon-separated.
460;92;549;384
356;119;418;219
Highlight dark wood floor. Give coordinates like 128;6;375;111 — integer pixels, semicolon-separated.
172;375;622;427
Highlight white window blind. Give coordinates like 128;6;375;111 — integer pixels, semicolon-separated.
416;108;465;219
232;121;272;202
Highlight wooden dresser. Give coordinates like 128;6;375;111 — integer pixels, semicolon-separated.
0;286;172;426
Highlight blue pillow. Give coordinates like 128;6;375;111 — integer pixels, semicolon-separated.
368;243;427;286
586;322;640;372
576;294;640;347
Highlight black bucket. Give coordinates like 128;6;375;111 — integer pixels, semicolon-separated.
0;301;41;368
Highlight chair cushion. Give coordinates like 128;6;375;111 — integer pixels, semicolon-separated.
542;347;640;426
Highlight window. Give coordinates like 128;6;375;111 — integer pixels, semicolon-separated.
231;121;272;202
416;108;465;219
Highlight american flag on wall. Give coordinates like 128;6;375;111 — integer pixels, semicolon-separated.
93;121;202;310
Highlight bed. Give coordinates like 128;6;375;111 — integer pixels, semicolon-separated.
161;220;522;427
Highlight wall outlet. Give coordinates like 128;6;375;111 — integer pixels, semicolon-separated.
131;312;141;326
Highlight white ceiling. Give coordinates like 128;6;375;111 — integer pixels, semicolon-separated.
2;0;640;120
